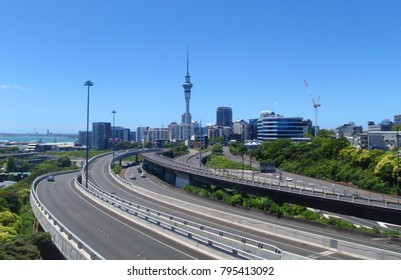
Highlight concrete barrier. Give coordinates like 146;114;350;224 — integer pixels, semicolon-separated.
109;157;401;260
30;171;104;260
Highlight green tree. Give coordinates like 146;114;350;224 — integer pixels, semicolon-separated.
374;154;396;183
0;192;21;214
0;236;41;259
18;189;30;205
229;193;243;206
209;136;223;146
0;210;22;242
213;189;225;200
0;225;18;242
321;137;350;160
144;142;153;148
0;210;23;229
317;129;332;138
5;157;16;172
211;143;224;155
30;232;56;259
171;142;188;157
392;124;401;131
57;156;71;168
229;141;245;156
163;140;171;148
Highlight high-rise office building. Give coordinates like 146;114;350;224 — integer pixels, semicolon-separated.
78;131;92;148
182;50;193;125
136;127;148;143
248;118;258;140
112;126;131;142
92;122;111;150
257;111;308;141
216;107;233;127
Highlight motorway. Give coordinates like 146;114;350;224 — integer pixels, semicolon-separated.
35;151;401;260
36;171;213;260
221;147;401;206
98;153;401;259
217;147;401;231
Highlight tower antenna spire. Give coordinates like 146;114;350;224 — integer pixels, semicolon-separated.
186;45;189;75
182;46;193;125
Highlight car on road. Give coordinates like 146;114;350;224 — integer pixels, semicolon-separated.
47;175;55;182
130;174;136;180
140;173;146;178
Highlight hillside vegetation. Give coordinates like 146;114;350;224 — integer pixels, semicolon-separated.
247;130;400;195
0;153;79;259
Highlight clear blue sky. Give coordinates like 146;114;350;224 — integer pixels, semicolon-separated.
1;0;401;134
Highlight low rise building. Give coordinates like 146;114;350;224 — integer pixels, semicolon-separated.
338;122;363;138
368;131;400;151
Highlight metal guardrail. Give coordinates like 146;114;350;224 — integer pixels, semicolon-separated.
142;152;401;210
30;171;105;260
80;151;274;259
78;175;271;260
79;153;282;260
102;168;282;260
138;152;401;260
34;150;401;260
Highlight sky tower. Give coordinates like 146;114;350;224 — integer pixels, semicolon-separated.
182;49;193;124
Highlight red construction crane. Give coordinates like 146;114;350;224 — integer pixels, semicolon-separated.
304;80;321;137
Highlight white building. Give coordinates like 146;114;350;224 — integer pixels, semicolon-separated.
232;119;249;141
143;128;170;143
257;111;309;141
136;127;148;143
168;122;195;141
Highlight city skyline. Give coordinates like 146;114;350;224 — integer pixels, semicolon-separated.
1;1;401;133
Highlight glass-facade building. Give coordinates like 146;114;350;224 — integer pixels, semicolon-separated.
216;107;233;127
257;111;309;141
92;122;111;150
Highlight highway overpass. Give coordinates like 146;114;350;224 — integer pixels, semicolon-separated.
141;151;401;226
31;150;401;260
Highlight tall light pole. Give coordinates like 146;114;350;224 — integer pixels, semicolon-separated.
84;80;93;189
397;122;400;195
199;120;202;168
112;110;116;165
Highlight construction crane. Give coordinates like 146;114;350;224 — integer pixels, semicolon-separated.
304;80;321;138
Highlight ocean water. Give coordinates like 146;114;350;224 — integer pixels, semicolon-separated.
0;134;78;144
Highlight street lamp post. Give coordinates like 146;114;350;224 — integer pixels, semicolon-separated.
199;120;202;168
112;110;116;165
84;80;93;189
241;152;244;179
397;123;400;195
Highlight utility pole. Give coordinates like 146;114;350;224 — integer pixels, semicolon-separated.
397;122;400;195
199;120;202;168
112;110;117;166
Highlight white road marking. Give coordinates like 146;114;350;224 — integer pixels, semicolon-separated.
308;250;335;259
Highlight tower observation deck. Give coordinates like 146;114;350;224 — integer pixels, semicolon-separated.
182;51;193;124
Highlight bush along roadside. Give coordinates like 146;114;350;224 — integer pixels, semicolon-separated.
183;184;399;237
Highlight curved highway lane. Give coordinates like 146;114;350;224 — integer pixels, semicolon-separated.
36;172;213;260
90;153;394;260
138;152;401;256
